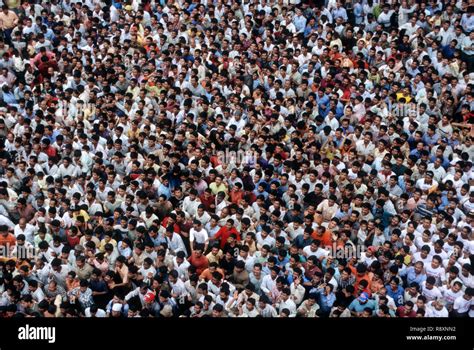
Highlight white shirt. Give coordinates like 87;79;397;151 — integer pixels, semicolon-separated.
416;178;439;192
426;302;449;317
421;282;443;302
189;228;209;245
170;278;189;300
173;257;191;280
303;246;329;260
85;307;107;317
260;274;277;294
440;286;463;307
14;224;36;243
182;197;201;217
356;140;375;156
425;265;446;285
278;298;297;317
255;233;276;248
453;295;472;313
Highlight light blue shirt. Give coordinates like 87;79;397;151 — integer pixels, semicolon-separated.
332;8;348;21
399;266;427;286
349;298;376;313
293;15;307;33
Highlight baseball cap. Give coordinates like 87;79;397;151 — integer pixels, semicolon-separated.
144;291;155;303
358;292;369;302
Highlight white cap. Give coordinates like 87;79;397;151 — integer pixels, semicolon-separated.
112;304;122;312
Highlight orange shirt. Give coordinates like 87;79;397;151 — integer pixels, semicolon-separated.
0;233;16;248
311;230;333;248
188;252;209;275
199;267;225;281
66;279;80;292
353;272;373;295
229;189;244;205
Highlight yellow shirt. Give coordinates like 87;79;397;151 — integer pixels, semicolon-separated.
209;182;227;196
396;92;412;103
5;0;20;8
73;210;90;223
396;252;412;266
99;238;117;253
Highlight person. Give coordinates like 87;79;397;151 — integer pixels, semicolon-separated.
452;287;474;317
349;292;376;316
187;244;209;276
0;224;15;250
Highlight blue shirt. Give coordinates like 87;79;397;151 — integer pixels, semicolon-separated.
354;3;364;24
333;136;345;148
423;133;439;146
148;233;167;247
158;184;171;199
287;273;309;285
316;94;330;114
334;208;352;220
429;155;450;169
253;189;268;199
409;148;423;158
332;8;348;21
276;256;289;268
398;176;409;193
400;266;427;286
319;292;336;312
304;23;317;38
294;235;312;249
2;92;17;105
334;102;345;118
438;192;450;211
341;125;355;135
385;285;405;306
312;286;336;312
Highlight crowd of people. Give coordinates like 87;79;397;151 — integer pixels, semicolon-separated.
0;0;473;319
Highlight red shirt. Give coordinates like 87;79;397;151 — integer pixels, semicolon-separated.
188;252;209;275
161;217;180;233
396;306;416;318
213;226;240;249
199;193;215;211
66;231;80;248
44;145;57;158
